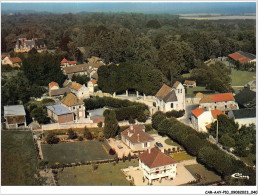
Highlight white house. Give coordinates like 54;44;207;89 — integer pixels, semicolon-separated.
4;105;27;129
48;81;60;91
61;93;85;121
87;80;97;94
155;81;185;112
228;108;256;127
69;82;90;100
183;80;196;88
191;108;225;132
199;93;238;112
121;125;155;151
138;147;177;183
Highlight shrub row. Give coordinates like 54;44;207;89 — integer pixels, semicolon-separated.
85;97;149;122
165;110;185;118
152;112;256;185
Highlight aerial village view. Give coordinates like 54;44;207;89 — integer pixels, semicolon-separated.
1;1;257;194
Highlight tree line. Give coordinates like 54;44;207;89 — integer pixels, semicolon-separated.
152;112;256;185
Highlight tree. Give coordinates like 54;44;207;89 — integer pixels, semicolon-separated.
46;133;60;144
128;153;132;161
97;122;103;128
71;74;90;86
30;107;50;124
68;129;77;139
104;110;119;138
152;111;166;130
28;47;38;55
83;127;93;140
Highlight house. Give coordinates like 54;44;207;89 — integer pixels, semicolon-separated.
234;87;256;108
1;56;22;67
138;147;177;183
199;93;238;112
228;108;256;127
46;104;74;123
121;125;155;151
183;80;196;88
191;108;225;132
87;80;97;94
4;105;27;129
49;88;71;98
87;56;105;65
49;82;59;90
63;64;91;79
155;81;185;112
14;38;47;53
60;58;77;68
245;80;256;92
61;93;85;120
69;82;90;99
228;51;256;65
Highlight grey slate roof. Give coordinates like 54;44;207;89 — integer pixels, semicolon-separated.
235;87;256;108
237;51;256;60
4;105;26;116
231;108;256;119
163;90;178;103
46;104;72;116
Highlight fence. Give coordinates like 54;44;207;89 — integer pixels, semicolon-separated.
41;122;98;130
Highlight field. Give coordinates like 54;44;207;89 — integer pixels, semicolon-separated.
41;140;114;165
230;69;256;86
185;164;221;185
185;86;212;97
57;159;138;186
170;151;194;162
1;131;41;185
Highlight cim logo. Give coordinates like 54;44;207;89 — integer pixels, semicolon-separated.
231;173;249;180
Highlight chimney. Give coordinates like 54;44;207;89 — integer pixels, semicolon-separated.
148;148;151;154
142;126;145;132
130;125;133;130
161;148;165;153
137;134;140;142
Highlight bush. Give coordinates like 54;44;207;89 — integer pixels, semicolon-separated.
166;110;185;118
145;124;153;132
78;136;83;141
109;148;116;155
92;164;98;170
46;133;60;144
68;129;77;139
97;122;103;128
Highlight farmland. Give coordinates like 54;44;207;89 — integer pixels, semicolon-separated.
230;69;256;86
1;131;41;185
41;140;114;166
57;159;138;186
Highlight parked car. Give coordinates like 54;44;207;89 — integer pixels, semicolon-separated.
156;142;163;148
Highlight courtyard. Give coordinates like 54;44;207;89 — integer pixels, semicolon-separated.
41;140;114;166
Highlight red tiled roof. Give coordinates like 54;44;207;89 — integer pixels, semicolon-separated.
184;80;196;85
200;93;234;103
211;110;225;119
90;80;97;84
173;81;180;88
138;147;177;168
61;58;68;63
1;54;6;60
191;108;205;118
9;57;22;63
121;125;154;144
228;52;251;63
69;61;77;65
49;82;59;89
70;82;83;91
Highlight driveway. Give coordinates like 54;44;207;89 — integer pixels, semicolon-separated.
122;163;196;186
150;134;181;150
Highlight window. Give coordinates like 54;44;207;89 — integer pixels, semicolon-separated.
79;106;81;109
155;171;159;174
73;106;75;110
214;106;217;109
180;89;182;93
225;105;227;109
171;103;173;108
144;142;148;147
178;89;180;93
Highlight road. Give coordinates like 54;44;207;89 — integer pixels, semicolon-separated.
180;104;199;126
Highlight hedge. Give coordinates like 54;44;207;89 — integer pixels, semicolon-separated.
152;113;256;185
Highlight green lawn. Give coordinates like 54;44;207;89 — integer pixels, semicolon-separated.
230;69;256;86
185;164;221;185
57;159;138;186
41;140;114;165
185;86;213;97
165;138;181;147
240;153;256;167
170;151;194;162
1;131;41;185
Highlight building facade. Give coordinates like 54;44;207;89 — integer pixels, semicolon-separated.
138;147;177;182
14;38;47;53
155;81;185;112
4;105;27;129
46;104;74;123
228;108;256;127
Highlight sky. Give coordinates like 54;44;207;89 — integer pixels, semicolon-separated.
1;2;256;14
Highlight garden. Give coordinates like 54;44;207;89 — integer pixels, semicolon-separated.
230;69;256;86
57;159;138;186
41;140;115;166
1;131;43;185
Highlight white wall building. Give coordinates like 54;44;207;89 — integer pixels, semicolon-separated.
199;93;238;112
69;82;90;100
138;147;177;182
191;108;225;132
155;81;185;112
228;108;256;127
